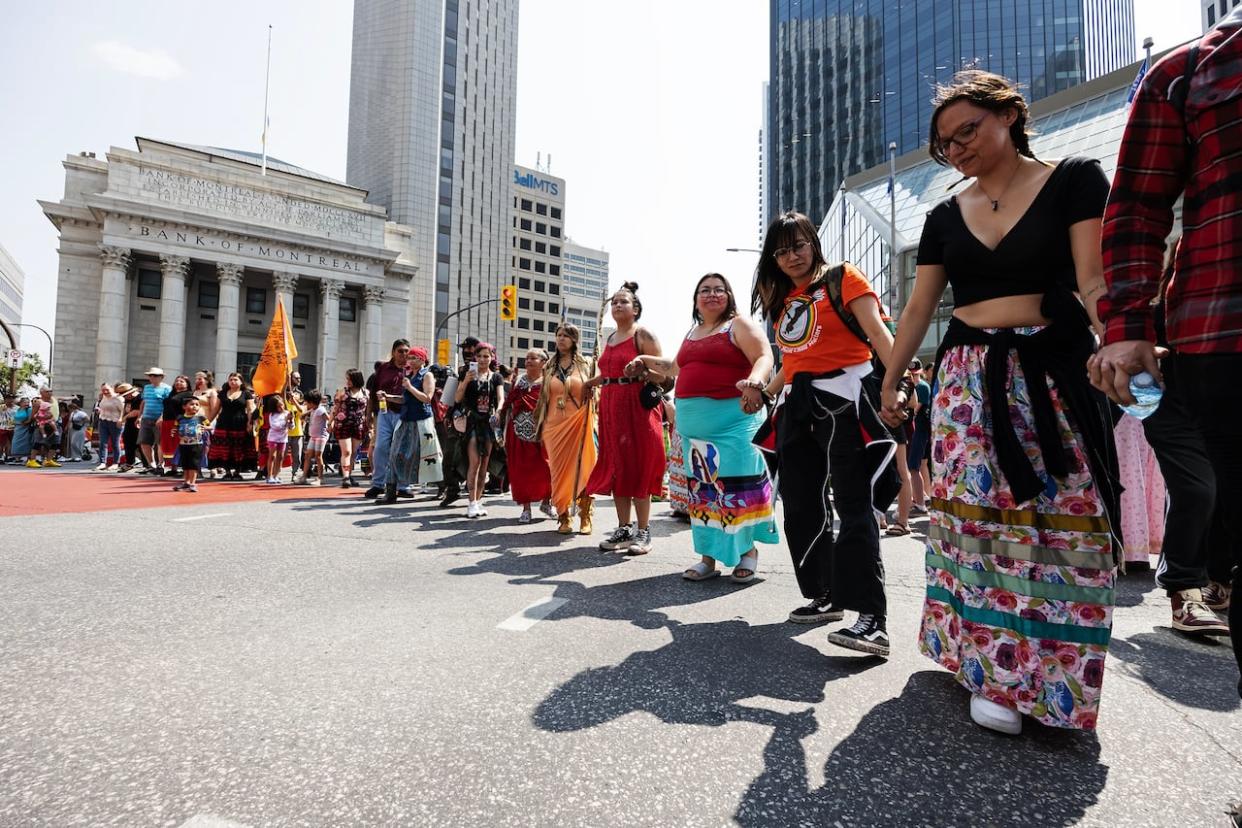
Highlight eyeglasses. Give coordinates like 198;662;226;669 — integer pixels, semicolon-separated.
697;287;729;297
936;113;990;155
772;239;813;260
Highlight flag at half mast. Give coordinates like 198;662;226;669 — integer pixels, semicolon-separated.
251;297;298;396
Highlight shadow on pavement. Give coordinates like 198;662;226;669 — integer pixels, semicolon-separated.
1107;630;1240;712
533;616;876;732
734;670;1108;827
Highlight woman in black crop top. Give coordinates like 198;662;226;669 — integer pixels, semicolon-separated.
880;71;1121;737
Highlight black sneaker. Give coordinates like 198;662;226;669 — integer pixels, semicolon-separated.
827;614;890;657
380;488;398;505
440;488;461;508
362;486;383;499
788;597;844;624
599;523;636;551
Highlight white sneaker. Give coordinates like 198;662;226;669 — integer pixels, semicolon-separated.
477;502;488;516
969;694;1022;735
94;463;107;471
518;507;532;524
539;500;554;518
467;501;480;518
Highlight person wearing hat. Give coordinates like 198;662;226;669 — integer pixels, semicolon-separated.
382;345;442;503
437;336;479;507
118;383;144;471
95;384;126;470
137;367;171;473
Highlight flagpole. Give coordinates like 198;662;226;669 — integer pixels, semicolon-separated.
261;24;272;176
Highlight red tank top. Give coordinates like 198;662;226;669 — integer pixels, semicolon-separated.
674;322;752;399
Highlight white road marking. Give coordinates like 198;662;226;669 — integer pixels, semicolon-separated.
496;597;569;631
172;512;232;522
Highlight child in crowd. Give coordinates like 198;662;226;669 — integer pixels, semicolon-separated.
265;395;289;484
173;396;207;493
68;400;89;461
295;390;329;485
31;397;59;467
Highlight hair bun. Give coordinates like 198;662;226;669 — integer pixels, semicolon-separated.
621;281;639;293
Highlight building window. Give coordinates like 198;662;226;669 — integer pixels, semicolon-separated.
237;352;260;378
534;319;544;331
517;337;529;349
339;296;357;322
518;318;529;329
536;203;547;215
197;280;218;309
548;302;559;314
550;265;561;277
550;226;562;238
535;241;546;254
520;198;533;211
549;245;561;256
518;297;530;310
534;300;545;312
518;277;531;289
535;222;547;235
534;280;545;292
520;218;532;231
246;287;267;315
137;269;162;299
547;339;557;350
551;207;562;220
519;257;531;270
519;238;531;250
534;261;546;274
292;293;310;319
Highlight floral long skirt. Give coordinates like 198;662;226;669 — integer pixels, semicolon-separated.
920;337;1116;730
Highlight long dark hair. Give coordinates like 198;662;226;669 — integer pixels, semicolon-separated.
692;273;738;323
345;369;365;391
928;70;1037;166
751;211;826;323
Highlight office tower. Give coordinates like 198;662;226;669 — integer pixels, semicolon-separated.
509;164;567;359
0;242;24;331
347;0;519;358
560;240;610;357
1204;0;1242;30
768;0;1138;223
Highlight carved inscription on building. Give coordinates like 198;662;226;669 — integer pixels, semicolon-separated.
128;223;370;274
138;167;365;237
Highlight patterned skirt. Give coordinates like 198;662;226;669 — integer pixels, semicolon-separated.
920;336;1116;730
677;397;779;567
208;427;258;471
666;427;690;515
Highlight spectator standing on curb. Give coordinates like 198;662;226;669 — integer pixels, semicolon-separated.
159;376;192;475
137;367;170;474
67;400;89;462
95;384;124;471
28;386;61;468
296;390;330;485
118;384;143;471
10;397;32;464
172;396;207;493
363;339;412;499
333;369;369;488
286;372;304;477
0;393;16;463
1091;9;1242;694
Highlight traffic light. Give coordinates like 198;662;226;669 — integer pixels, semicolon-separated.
500;284;517;321
436;338;451;366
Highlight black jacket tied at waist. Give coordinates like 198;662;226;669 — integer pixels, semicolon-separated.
931;297;1120;527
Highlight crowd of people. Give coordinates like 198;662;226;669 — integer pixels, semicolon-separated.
3;33;1240;736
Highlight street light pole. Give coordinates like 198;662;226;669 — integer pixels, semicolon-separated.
888;141;898;313
13;323;53;385
433;299;499;367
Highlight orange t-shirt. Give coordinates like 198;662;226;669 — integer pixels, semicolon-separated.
776;263;877;378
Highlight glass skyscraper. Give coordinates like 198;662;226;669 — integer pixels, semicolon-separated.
768;0;1136;224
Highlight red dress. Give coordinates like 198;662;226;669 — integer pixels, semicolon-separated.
502;375;552;504
585;335;665;498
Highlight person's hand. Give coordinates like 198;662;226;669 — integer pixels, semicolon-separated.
1087;341;1168;405
739;385;764;415
623;357;646;378
880;385;908;429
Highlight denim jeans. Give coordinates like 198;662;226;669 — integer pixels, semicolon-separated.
369;410;402;489
99;420;121;465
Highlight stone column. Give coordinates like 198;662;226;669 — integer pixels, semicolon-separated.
319;280;343;392
272;271;298;317
96;245;132;388
157;254;191;373
215;263;244;380
362;286;384;366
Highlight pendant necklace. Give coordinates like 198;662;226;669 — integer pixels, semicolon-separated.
555;356;573;410
977;158;1023;212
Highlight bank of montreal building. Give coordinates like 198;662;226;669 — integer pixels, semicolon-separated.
507;164;609;361
40;138;423;399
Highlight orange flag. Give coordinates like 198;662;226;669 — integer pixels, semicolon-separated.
251;297;299;397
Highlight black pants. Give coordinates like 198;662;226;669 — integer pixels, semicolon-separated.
777;400;886;616
438;422;463;495
1173;353;1242;692
1144;356;1236;591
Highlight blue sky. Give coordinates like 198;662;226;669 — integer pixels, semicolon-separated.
0;1;1201;364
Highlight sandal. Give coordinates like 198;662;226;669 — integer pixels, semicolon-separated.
682;561;720;581
731;552;758;583
885;523;911;536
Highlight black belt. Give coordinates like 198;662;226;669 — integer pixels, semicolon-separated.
598;377;640;386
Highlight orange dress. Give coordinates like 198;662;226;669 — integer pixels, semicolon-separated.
541;366;598;515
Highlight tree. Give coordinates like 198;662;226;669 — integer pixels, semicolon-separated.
0;353;47;396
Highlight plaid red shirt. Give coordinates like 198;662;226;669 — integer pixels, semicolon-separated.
1100;13;1242;354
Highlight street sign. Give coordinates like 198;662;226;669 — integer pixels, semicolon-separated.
4;349;21;369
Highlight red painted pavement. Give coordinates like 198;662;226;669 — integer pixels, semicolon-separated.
0;469;361;517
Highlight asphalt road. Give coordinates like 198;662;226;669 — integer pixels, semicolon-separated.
1;469;1239;827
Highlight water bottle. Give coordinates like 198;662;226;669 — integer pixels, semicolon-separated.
1119;371;1162;420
